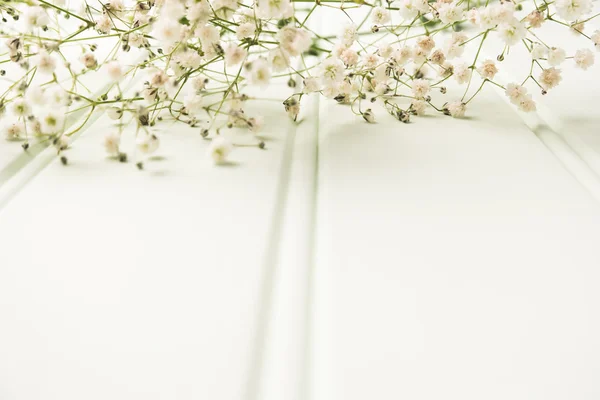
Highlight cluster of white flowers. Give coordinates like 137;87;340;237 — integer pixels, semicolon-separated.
0;0;598;166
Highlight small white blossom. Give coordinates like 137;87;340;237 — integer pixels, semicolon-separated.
477;59;498;79
555;0;592;21
104;61;124;82
224;44;248;67
531;43;547;60
208;136;233;164
453;62;472;84
411;79;431;99
547;47;566;66
447;101;466;117
34;50;57;75
40;110;65;134
411;100;428;116
11;99;30;117
183;94;205;114
339;24;358;47
539;67;562;90
248;58;271;87
107;107;123;120
497;19;527;46
5;122;24;141
372;7;391;25
104;132;121;155
303;77;321;93
574;48;594;70
237;22;256;40
137;134;160;154
438;2;464;25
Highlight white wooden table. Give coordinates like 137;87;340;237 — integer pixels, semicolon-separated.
1;24;600;400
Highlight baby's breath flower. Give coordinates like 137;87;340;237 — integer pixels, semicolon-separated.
446;101;466;118
574;48;594;70
555;0;592;22
6;122;24;141
477;59;498;80
236;22;256;40
104;132;121;156
137;134;160;155
547;47;566;66
372;7;391;25
208;136;233;164
539;67;562;90
411;79;431;99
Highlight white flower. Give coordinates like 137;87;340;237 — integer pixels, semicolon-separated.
183;94;204;114
224;44;247;66
303;77;321;93
362;53;381;69
497;19;527;46
257;0;292;19
278;27;312;57
392;46;413;65
192;77;208;92
96;15;112;34
11;99;30;117
40;110;65;134
447;101;466;117
417;36;435;53
104;132;121;155
517;94;537;112
248;58;271;87
399;0;429;19
438;2;464;25
197;24;220;50
505;83;528;104
319;57;345;85
531;43;547;60
104;61;124;82
378;42;394;59
26;86;45;106
80;53;98;69
555;0;592;21
47;87;70;107
445;32;467;59
547;47;566;66
340;48;359;66
107;107;123;120
137;134;160;154
477;59;498;79
574;48;594;70
453;62;472;84
154;20;184;47
372;7;391;25
362;108;375;123
268;48;290;72
339;24;357;47
208;136;233;164
411;79;430;99
5;122;24;141
412;47;429;64
526;10;544;28
236;22;256;40
539;67;562;90
188;0;211;23
23;6;49;30
411;99;428;116
34;50;57;75
592;31;600;51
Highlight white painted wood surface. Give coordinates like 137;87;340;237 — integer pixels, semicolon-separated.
310;85;600;400
1;24;600;400
0;91;316;400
